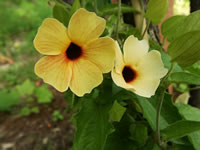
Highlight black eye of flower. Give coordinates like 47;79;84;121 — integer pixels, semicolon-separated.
66;42;82;60
122;66;137;83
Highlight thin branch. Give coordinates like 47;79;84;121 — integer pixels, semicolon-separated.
156;63;175;148
141;20;150;39
115;0;121;41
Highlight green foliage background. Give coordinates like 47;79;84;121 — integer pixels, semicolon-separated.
0;0;55;115
1;0;200;150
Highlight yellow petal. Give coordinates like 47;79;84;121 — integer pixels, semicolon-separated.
111;69;135;90
137;50;168;79
124;35;149;64
83;37;116;73
70;59;103;96
34;54;72;92
131;78;160;98
68;8;106;45
34;18;70;55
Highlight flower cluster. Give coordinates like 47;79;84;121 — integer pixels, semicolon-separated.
34;8;167;98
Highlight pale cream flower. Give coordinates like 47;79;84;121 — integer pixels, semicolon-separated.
112;35;168;98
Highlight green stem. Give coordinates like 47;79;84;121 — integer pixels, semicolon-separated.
139;0;145;33
100;7;140;16
187;86;200;91
141;20;150;39
72;93;75;107
94;0;98;14
156;63;175;148
156;87;165;148
115;0;121;41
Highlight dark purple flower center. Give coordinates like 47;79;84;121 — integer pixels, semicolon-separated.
66;42;82;60
122;66;136;83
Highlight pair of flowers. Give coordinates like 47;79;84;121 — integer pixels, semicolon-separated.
34;8;167;98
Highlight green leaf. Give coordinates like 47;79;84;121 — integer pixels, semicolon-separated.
31;106;40;114
0;90;19;111
73;98;113;150
16;79;35;97
52;110;64;122
55;0;71;9
64;90;74;111
96;0;107;10
129;124;148;145
161;120;200;141
150;92;182;124
20;107;31;116
109;101;126;122
168;144;194;150
35;85;53;104
175;103;200;150
173;10;200;41
168;31;200;67
112;89;133;102
186;61;200;76
119;24;141;40
161;15;186;42
175;103;200;122
99;4;140;16
169;72;200;85
69;0;80;17
104;113;138;150
136;96;168;131
136;90;182;132
152;144;160;150
163;11;200;66
53;4;70;26
53;0;80;27
145;0;168;25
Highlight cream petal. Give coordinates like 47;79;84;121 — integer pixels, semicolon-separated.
137;50;168;79
131;78;160;98
114;41;125;74
83;37;115;73
34;54;72;92
34;18;70;55
68;8;106;45
124;35;149;64
70;59;103;96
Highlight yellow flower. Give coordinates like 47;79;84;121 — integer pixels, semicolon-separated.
34;8;116;96
112;35;168;98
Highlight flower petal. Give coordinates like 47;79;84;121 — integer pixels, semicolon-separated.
68;8;106;45
83;37;116;73
34;18;70;55
137;50;168;79
114;41;125;74
34;54;72;92
131;78;160;98
70;59;103;96
124;35;149;64
111;69;134;90
128;50;168;98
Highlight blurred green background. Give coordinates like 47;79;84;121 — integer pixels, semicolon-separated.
0;0;53;112
0;1;74;149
